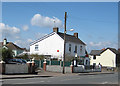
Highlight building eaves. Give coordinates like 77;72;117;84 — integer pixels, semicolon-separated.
30;32;55;46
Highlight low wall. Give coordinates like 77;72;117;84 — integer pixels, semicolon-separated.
46;65;71;73
45;64;101;73
73;65;85;73
5;64;28;74
73;65;101;73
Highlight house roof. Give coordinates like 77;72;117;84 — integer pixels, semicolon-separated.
89;50;103;56
57;32;86;45
0;42;25;50
30;32;86;46
89;48;118;56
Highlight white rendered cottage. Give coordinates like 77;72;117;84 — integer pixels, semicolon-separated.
30;27;86;61
89;48;119;67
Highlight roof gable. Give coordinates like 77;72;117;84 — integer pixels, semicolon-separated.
101;48;118;54
30;32;56;46
90;48;118;56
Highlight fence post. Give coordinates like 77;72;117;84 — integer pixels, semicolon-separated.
43;59;47;71
0;61;5;74
27;61;32;74
70;62;73;73
32;58;35;73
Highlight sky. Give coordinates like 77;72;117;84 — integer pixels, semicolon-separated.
1;2;118;52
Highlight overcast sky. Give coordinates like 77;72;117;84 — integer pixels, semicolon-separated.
1;2;118;52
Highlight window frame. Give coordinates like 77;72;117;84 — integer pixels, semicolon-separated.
35;44;39;51
69;44;71;52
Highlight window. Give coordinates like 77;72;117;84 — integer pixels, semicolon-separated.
69;44;71;52
93;55;96;59
35;45;39;51
80;45;82;52
75;45;77;53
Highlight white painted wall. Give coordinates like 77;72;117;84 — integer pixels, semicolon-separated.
65;41;86;57
90;49;116;67
30;33;64;60
30;32;86;60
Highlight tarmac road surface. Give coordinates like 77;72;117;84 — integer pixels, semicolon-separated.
2;72;118;84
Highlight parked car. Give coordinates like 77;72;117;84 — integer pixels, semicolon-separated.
6;59;27;64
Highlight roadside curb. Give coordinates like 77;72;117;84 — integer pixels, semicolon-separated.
1;72;115;79
78;72;115;75
1;75;53;79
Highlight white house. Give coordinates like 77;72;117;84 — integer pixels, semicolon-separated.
89;48;119;67
0;38;26;57
30;27;86;61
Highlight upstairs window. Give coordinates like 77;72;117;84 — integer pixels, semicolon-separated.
69;44;71;52
75;45;77;53
35;45;39;51
93;55;96;59
80;45;82;52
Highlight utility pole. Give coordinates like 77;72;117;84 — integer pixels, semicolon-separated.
63;12;67;74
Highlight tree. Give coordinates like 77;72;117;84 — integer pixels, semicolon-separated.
1;48;13;61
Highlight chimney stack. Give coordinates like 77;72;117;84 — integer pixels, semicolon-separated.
53;27;59;33
3;38;7;45
74;33;78;38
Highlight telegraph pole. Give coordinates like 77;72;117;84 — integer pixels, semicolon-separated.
63;12;67;74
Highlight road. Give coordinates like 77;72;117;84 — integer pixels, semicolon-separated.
1;72;119;84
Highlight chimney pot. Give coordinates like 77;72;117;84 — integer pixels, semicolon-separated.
74;33;78;38
53;27;59;33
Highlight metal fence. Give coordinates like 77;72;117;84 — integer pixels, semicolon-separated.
34;60;71;68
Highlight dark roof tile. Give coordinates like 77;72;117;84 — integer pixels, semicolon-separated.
57;32;86;45
90;48;118;55
0;42;25;50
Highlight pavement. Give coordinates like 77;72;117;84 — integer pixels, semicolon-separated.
0;71;116;79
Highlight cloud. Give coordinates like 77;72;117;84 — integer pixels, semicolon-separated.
35;32;46;39
87;41;118;53
89;41;111;47
27;39;33;43
14;38;33;49
22;25;29;31
0;23;20;40
31;14;63;28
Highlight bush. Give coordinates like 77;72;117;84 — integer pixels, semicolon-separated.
1;48;13;61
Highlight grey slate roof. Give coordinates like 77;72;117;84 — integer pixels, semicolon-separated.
89;48;118;56
89;50;103;56
57;32;86;45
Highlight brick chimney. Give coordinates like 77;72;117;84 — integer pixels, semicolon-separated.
53;27;59;33
74;33;78;38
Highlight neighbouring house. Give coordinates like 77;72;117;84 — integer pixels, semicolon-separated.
89;48;119;67
30;27;86;61
0;38;26;57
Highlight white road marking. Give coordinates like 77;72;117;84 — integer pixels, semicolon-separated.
101;81;108;84
60;77;81;81
11;80;45;84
